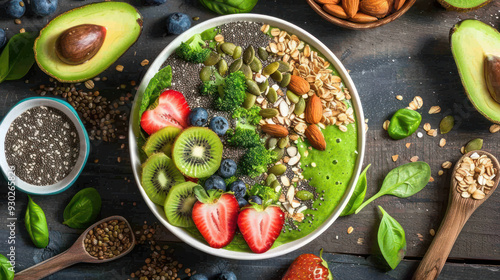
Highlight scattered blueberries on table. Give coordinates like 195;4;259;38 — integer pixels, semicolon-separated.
189;274;208;280
0;29;6;49
209;116;229;136
189;107;208;127
2;0;26;18
204;175;226;191
143;0;167;5
166;12;191;35
30;0;58;17
218;271;237;280
237;197;248;208
248;195;262;205
230;180;246;198
218;158;237;178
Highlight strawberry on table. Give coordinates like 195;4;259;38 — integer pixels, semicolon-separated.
237;204;285;254
140;89;191;135
192;186;239;249
282;249;333;280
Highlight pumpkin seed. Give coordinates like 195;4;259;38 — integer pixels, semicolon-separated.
296;190;313;201
278;61;291;72
286;90;300;103
465;138;483;153
294;97;306;115
262;62;280;76
273;148;284;159
240;64;252;80
258;78;269;92
440;115;454;134
260;108;279;118
232;46;242;59
280;73;291;87
243;92;256;109
246;79;261;96
200;66;212;82
258;47;268;61
221;42;236;56
218;59;228;76
271;70;283;82
229;58;243;73
269;164;286;175
266;174;277;186
217;85;224;97
204;51;220;66
267;138;278;150
249;56;262;72
278;136;289;149
243;46;255;64
216;43;224;55
267;87;278;103
270;180;281;190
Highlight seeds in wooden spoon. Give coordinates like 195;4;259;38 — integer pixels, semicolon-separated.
455;153;497;200
84;219;132;260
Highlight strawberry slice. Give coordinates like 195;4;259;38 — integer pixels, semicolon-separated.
192;187;239;249
237;205;285;253
282;249;333;280
140;89;191;135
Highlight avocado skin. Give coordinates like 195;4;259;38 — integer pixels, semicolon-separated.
437;0;491;12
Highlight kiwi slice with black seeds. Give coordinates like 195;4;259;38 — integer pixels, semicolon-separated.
172;127;223;178
143;126;182;157
164;181;199;228
141;153;185;205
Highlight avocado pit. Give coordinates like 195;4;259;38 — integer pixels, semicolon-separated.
56;24;107;65
485;54;500;104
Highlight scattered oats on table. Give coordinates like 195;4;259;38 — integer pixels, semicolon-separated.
428;106;441;114
410;156;419;162
116;65;124;72
442;161;453;169
439;138;446;147
392;155;399;162
423;123;431;132
396;95;403;100
490;124;500;134
347;226;354;234
383;120;390;130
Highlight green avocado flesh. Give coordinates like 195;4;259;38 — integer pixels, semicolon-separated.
35;2;142;82
438;0;491;11
451;20;500;124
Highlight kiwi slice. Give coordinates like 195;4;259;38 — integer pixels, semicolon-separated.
141;153;185;205
143;126;182;157
172;127;223;178
164;181;198;227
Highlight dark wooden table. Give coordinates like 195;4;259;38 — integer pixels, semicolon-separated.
1;0;499;279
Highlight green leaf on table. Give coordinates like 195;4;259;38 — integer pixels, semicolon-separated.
340;164;370;216
377;206;406;270
199;0;259;15
0;32;37;83
0;254;15;280
138;65;173;124
63;188;102;229
355;162;431;214
25;195;50;248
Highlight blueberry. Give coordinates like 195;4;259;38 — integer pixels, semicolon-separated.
209;116;229;136
218;159;237;178
165;12;191;35
189;274;208;280
248;195;262;205
218;271;237;280
30;0;58;17
237;197;248;208
0;29;7;49
143;0;167;5
2;0;26;18
189;107;208;127
230;180;246;198
204;175;226;191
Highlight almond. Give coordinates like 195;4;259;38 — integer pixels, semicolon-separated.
394;0;405;10
288;75;310;95
323;4;348;19
315;0;340;4
305;125;326;151
359;0;389;18
350;12;378;23
261;124;289;138
342;0;359;18
305;94;322;124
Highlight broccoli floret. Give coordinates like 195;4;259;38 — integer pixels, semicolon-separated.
226;106;262;148
249;183;280;205
176;34;211;64
200;70;247;112
232;106;262;126
239;145;278;178
224;176;238;186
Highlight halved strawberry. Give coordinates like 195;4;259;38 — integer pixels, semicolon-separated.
140;89;191;135
192;187;239;249
282;249;333;280
237;205;285;253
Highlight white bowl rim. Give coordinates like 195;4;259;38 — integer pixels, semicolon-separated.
128;13;366;260
0;97;90;195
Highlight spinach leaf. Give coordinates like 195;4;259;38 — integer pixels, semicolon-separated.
355;162;430;214
340;164;370;216
0;32;37;83
387;108;422;140
199;0;259;15
377;206;406;270
25;195;49;248
138;65;172;124
0;254;15;280
63;188;102;229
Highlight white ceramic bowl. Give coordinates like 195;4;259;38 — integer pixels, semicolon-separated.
129;14;365;260
0;97;90;195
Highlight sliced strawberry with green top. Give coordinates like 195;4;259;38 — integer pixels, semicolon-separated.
192;186;239;249
282;249;333;280
140;89;191;135
237;204;285;254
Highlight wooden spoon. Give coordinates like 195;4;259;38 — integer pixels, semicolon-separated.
14;215;135;280
413;151;499;280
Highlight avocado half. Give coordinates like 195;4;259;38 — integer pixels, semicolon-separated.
35;2;143;83
438;0;492;12
450;20;500;124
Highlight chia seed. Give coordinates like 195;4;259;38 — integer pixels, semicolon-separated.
5;106;80;186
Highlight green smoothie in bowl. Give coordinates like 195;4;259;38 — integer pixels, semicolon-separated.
130;16;362;258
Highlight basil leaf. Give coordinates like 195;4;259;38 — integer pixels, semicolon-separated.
138;65;173;125
0;254;15;280
377;206;406;270
340;164;370;216
355;162;431;214
199;0;259;15
63;188;102;229
25;195;49;248
0;32;37;83
200;27;219;41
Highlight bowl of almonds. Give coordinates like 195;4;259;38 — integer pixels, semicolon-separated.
306;0;416;29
